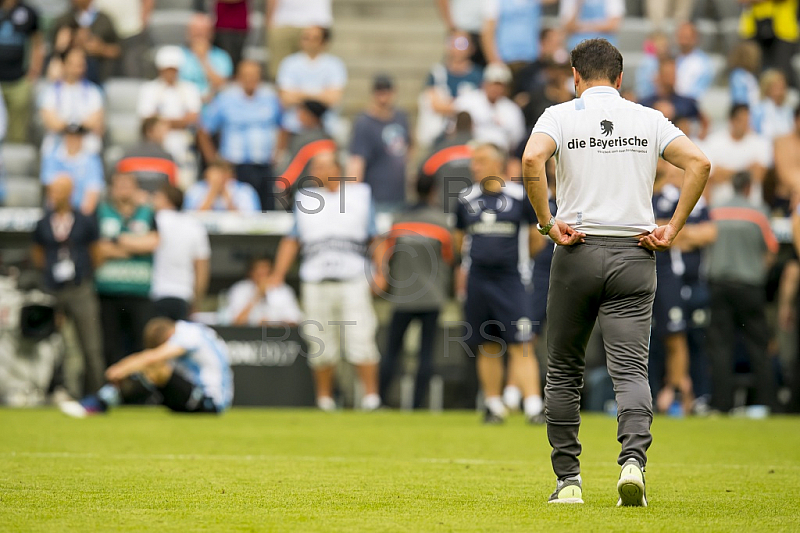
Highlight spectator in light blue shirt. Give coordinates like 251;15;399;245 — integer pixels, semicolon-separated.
180;13;234;102
184;159;260;212
560;0;625;51
199;60;283;210
40;125;105;215
276;26;347;135
675;22;714;100
481;0;551;66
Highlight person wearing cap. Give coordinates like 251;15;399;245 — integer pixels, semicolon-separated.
198;60;283;210
40;123;105;215
276;26;347;135
275;99;335;207
347;74;411;210
417;31;483;148
138;46;202;189
453;63;525;153
39;47;104;155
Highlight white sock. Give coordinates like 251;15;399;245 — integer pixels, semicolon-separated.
524;395;543;417
485;396;507;417
503;386;522;411
361;393;381;411
317;396;336;412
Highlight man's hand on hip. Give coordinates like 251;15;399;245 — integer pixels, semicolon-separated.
639;223;679;251
549;220;586;246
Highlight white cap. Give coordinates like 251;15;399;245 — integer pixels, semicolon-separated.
155;46;184;70
484;63;512;84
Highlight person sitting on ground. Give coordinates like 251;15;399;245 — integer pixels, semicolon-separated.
60;317;233;417
223;256;303;326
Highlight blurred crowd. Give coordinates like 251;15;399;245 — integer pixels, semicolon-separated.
1;0;800;415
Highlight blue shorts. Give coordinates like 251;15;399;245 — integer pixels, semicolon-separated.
652;266;687;338
464;271;532;346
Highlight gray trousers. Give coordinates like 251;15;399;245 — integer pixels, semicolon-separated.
545;236;656;479
55;281;105;396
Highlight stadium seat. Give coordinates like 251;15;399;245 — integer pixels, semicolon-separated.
245;11;265;47
699;86;731;124
103;145;126;176
617;19;653;53
26;0;68;19
243;46;269;64
4;176;42;208
149;10;193;47
107;114;142;148
104;78;146;115
625;0;645;18
2;144;39;177
719;18;742;51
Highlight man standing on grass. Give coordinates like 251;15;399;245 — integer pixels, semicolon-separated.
522;39;710;506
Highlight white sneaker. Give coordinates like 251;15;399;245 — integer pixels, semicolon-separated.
361;393;381;411
617;458;647;507
316;396;337;412
502;386;522;411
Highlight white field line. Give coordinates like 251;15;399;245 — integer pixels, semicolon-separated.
2;451;800;470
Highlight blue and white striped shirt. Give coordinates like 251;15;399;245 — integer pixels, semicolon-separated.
202;85;283;165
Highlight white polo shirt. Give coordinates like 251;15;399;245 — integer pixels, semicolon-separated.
532;87;684;237
151;209;211;301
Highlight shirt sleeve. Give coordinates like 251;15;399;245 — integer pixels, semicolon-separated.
182;184;202;210
40;85;55;111
559;0;577;22
237;184;261;213
201;94;223;134
276;56;296;90
165;321;199;352
183;84;203;114
531;107;562;153
86;155;105;191
40;152;56;184
482;0;499;21
329;57;348;89
348;117;373;159
86;85;104;114
213;48;234;79
194;222;211;260
656;113;685;157
272;285;304;323
224;281;255;325
136;84;156;117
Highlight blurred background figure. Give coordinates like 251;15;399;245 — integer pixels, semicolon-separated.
416;31;482;148
116;117;178;193
212;0;248;68
481;0;554;80
728;40;762;112
199;60;283;210
418;111;473;213
270;151;382;412
636;31;671;102
0;0;43;144
640;57;709;140
701;104;770;206
31;174;104;397
560;0;624;51
138;46;201;189
94;0;152;78
738;0;798;88
39;47;104;155
378;173;454;409
180;13;233;103
707;171;778;414
266;0;333;81
150;184;210;321
754;69;794;141
675;21;714;100
184;159;260;212
347;74;411;211
276;25;346;136
50;0;120;84
646;0;694;29
94;173;158;368
40;124;104;216
222;256;303;326
435;0;486;65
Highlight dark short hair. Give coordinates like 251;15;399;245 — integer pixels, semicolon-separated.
141;116;161;139
143;317;175;349
793;104;800;119
455;111;472;132
570;38;624;84
416;172;437;199
319;26;332;43
729;103;750;119
539;27;554;43
732;171;751;194
159;183;183;210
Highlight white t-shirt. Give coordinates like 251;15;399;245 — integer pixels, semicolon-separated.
291;183;378;283
40;80;104;154
167;320;233;410
137;79;202;164
699;129;772;206
532;86;685;237
94;0;142;39
151;209;211;301
273;0;333;27
452;0;484;32
223;280;304;325
453;90;526;151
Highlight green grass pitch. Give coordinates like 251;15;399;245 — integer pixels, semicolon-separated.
2;409;800;532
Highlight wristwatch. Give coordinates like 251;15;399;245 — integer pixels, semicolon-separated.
537;216;556;236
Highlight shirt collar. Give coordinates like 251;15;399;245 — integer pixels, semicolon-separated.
580;86;620;99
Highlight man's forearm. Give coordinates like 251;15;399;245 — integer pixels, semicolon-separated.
523;160;552;225
670;162;709;231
